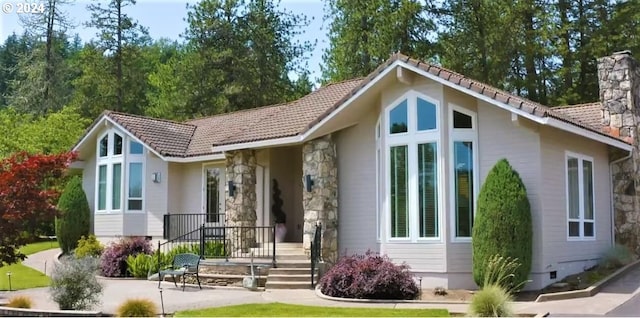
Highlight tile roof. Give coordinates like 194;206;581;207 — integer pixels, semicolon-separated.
77;53;626;159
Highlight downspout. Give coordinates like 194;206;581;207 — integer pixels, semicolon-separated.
609;150;633;247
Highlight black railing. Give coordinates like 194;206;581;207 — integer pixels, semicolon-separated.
158;223;277;266
163;213;226;240
310;222;322;288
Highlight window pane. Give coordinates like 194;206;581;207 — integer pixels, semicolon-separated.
389;100;408;134
390;145;409;238
453;111;473;129
129;162;143;198
130;141;143;154
128;200;142;211
584;222;594;237
418;143;438;237
567;158;579;219
417;98;437;131
583;160;594;220
454;141;474;237
569;221;580;237
206;168;221;223
99;136;108;157
114;134;123;155
112;163;121;210
98;165;107;210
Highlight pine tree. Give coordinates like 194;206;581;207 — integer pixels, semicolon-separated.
56;176;91;254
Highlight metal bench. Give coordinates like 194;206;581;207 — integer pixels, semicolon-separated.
158;253;202;291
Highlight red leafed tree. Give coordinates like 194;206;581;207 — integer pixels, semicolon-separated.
0;151;77;266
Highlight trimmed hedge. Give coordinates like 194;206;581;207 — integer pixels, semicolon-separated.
56;176;91;254
472;159;532;289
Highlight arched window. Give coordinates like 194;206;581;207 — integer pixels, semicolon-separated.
386;91;441;240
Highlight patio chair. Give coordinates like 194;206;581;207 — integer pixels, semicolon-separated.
158;253;202;291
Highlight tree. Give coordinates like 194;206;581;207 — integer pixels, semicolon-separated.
322;0;435;82
0;33;33;108
472;159;532;289
0;151;76;266
56;176;91;254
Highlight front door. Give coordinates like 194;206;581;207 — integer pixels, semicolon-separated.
203;165;225;226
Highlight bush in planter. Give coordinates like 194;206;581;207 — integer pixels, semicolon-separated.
75;235;104;258
50;256;103;310
55;176;91;254
100;237;153;277
472;159;532;290
319;251;419;300
116;298;157;317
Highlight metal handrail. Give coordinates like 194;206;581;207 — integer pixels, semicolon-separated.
310;222;322;288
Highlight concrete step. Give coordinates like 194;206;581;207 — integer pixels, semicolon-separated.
276;254;308;261
269;268;315;275
266;274;311;282
275;242;303;249
265;281;312;289
274;260;309;269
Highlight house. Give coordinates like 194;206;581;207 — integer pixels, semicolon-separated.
71;51;640;291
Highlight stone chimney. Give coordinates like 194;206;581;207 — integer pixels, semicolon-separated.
597;50;640;254
597;50;640;143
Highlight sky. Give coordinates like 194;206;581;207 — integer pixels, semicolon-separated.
0;0;328;80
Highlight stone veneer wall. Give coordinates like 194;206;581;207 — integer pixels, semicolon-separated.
598;51;640;254
225;149;257;252
302;135;339;263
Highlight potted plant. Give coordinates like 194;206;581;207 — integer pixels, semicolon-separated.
272;179;287;242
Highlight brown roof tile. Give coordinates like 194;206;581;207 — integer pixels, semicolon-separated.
553;102;604;130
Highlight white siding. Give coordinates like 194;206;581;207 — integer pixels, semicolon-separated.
145;152;167;237
82;153;97;234
538;126;612;289
178;163;205;213
94;214;123;236
335;107;379;254
123;213;147;236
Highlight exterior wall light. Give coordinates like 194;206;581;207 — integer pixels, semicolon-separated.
305;174;314;192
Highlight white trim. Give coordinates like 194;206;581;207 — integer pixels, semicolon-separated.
565;151;596;241
166;153;226;163
125;138;145;214
448;104;479;243
375;116;381;242
95;130;124;214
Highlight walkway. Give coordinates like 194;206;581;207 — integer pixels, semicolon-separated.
2;248;639;316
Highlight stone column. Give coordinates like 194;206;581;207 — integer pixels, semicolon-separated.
225;150;257;253
598;50;640;254
302;135;339;264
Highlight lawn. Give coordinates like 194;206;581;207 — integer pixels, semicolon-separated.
175;303;450;317
0;240;59;291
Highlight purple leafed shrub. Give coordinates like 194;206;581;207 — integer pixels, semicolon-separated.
100;237;153;277
319;251;419;300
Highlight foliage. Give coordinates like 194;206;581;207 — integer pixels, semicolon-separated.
319;251;419;300
116;298;158;317
126;254;156;278
50;256;103;310
322;0;435;83
468;284;514;317
0;151;76;266
482;255;529;294
100;237;153;277
6;295;33;308
75;235;104;258
56;176;91;254
271;179;286;223
599;244;635;270
472;159;532;290
175;303;450;317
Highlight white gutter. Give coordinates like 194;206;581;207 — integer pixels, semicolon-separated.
166;153;226;163
609;150;634;247
211;135;303;152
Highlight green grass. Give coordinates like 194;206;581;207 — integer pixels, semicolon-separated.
0;240;59;291
175;303;450;317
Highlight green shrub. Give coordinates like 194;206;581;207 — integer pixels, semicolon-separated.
468;284;514;317
55;176;91;254
126;254;157;278
600;244;635;269
116;298;157;317
472;159;532;289
6;295;33;308
75;235;104;258
50;256;103;310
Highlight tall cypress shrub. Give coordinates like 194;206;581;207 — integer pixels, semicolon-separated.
472;159;532;289
56;176;91;254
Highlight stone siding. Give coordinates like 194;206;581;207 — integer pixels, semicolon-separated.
598;51;640;254
302;135;339;263
225;149;257;252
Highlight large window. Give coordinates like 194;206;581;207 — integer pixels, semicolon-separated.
96;131;144;213
449;106;478;241
386;91;440;240
566;153;595;239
